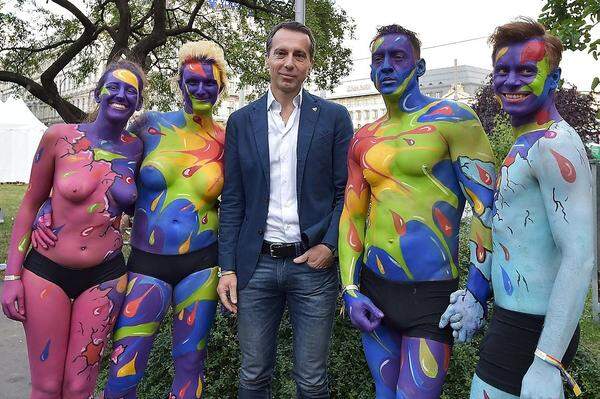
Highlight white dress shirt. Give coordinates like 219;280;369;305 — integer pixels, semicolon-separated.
264;88;302;243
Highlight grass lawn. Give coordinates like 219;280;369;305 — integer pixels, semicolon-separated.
0;183;27;269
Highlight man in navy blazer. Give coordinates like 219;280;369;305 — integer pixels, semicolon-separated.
217;21;353;399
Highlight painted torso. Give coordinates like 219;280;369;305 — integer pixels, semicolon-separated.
492;120;588;314
351;100;489;282
130;110;225;255
41;123;141;267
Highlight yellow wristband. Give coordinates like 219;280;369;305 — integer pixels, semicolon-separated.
535;348;581;396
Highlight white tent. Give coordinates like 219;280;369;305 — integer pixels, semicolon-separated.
0;98;47;183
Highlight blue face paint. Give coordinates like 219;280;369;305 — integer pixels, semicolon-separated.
370;34;418;97
492;39;559;124
97;69;141;125
180;61;221;114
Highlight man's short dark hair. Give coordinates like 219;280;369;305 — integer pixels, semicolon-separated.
370;24;421;58
266;21;316;59
489;17;563;69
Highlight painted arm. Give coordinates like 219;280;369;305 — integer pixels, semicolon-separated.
520;130;593;399
338;131;383;332
1;126;57;320
439;109;496;342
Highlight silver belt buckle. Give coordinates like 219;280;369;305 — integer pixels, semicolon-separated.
269;242;278;257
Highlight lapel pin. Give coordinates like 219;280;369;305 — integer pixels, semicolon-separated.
312;107;317;112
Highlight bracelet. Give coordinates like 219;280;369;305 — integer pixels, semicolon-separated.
3;274;21;281
341;284;359;296
534;348;581;396
217;269;236;278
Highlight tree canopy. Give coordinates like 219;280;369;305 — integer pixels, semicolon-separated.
0;0;354;122
539;0;600;90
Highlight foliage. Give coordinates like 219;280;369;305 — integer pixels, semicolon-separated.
0;0;354;121
488;114;513;169
473;78;600;143
539;0;600;90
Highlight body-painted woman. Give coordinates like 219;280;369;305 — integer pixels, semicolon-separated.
338;25;495;399
443;19;594;399
1;61;144;399
101;41;227;399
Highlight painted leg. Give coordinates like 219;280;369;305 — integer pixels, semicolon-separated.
361;324;403;399
469;374;519;399
62;275;127;399
170;267;219;399
396;337;451;399
22;269;71;399
103;272;172;399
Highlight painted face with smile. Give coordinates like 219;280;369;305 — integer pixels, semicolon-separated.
97;69;142;124
370;33;418;97
180;60;222;114
493;38;558;119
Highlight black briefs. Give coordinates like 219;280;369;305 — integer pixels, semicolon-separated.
127;242;218;286
475;305;580;396
360;266;458;344
23;249;126;299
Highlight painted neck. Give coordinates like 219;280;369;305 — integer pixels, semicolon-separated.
184;108;214;128
383;81;430;119
511;93;562;138
87;116;127;140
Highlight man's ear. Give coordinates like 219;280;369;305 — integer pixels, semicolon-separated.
548;67;561;91
416;58;427;78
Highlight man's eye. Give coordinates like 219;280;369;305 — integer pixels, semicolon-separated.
495;67;508;75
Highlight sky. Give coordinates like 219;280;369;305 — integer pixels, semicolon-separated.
335;0;598;90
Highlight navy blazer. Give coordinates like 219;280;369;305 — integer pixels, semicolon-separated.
218;90;353;289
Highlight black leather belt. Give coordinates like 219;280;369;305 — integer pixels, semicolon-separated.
261;241;305;258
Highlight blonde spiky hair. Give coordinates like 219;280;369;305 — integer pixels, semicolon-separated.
176;40;228;96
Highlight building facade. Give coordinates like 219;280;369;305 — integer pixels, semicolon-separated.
319;60;490;130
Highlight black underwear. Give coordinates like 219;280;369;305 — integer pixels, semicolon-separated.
23;249;126;299
360;266;458;344
475;305;580;396
127;242;218;286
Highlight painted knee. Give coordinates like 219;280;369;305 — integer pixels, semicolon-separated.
62;378;94;399
174;349;207;376
31;377;62;399
104;376;139;399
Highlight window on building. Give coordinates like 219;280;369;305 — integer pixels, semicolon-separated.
357;112;361;121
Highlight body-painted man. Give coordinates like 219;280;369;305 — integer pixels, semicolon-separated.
1;61;144;399
338;25;495;399
101;41;227;399
441;19;594;399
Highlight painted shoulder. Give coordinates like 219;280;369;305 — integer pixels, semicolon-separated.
531;120;587;165
417;99;479;124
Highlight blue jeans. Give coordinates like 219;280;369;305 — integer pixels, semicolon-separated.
237;254;338;399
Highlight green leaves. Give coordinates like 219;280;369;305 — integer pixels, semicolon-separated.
539;0;600;91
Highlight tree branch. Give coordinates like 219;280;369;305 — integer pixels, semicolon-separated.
227;0;291;18
0;39;75;54
50;0;94;30
0;70;85;122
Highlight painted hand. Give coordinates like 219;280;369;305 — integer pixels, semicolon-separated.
439;289;485;343
343;290;384;333
30;198;56;250
293;244;333;269
1;280;26;321
520;357;563;399
217;273;238;314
